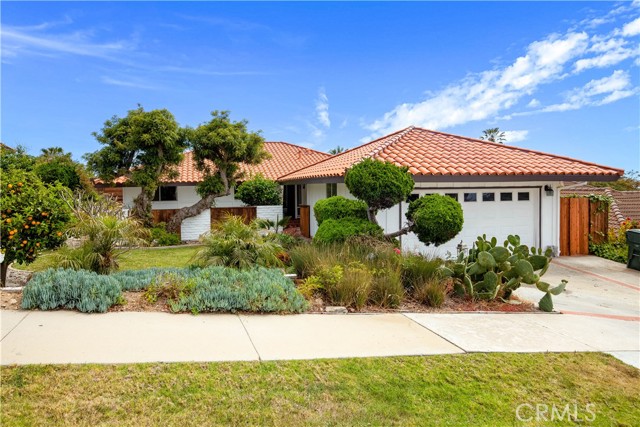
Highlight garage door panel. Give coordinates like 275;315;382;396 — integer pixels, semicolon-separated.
401;188;538;258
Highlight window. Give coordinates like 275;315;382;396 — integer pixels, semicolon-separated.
406;193;420;203
445;193;458;201
500;192;513;201
326;183;337;198
464;192;477;202
518;192;530;201
153;186;177;201
482;192;495;202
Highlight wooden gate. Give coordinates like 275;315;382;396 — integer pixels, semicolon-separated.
210;207;256;224
560;198;608;255
299;205;310;238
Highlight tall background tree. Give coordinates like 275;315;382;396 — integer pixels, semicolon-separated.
329;145;345;155
34;147;94;192
85;106;186;227
591;170;639;191
480;128;506;143
166;111;268;232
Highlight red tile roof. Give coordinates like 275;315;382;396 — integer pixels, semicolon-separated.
280;126;623;181
107;142;331;184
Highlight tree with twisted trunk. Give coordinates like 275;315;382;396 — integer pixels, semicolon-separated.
85;106;186;227
165;111;268;233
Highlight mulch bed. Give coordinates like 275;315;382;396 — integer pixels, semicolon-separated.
1;289;537;313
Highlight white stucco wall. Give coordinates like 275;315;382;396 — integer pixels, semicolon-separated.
123;185;288;240
256;205;285;225
306;181;561;258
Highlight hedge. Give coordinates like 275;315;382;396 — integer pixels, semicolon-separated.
314;218;383;244
314;196;369;225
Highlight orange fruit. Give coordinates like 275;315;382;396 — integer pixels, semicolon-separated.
7;184;12;189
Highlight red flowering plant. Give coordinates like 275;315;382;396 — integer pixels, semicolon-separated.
608;217;640;245
1;169;71;286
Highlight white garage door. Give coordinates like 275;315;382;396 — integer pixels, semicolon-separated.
400;188;539;258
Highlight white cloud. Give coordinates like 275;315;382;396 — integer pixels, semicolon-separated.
537;70;635;113
101;76;160;90
502;130;529;143
1;26;132;60
574;35;640;72
366;5;640;138
622;16;640;36
367;32;589;136
316;87;330;128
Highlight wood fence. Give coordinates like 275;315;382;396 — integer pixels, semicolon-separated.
559;198;608;256
151;209;181;235
299;205;310;238
210;207;256;224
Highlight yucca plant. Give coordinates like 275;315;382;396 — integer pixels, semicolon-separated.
195;215;285;269
53;213;150;274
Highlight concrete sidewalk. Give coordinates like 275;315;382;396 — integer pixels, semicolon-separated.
2;310;638;368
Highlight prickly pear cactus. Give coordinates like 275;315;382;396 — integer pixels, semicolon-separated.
440;234;566;311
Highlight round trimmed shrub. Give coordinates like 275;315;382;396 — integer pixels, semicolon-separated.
313;218;383;244
406;194;464;246
235;175;281;206
313;196;368;225
344;158;414;211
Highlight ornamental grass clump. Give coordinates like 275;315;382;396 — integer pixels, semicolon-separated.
21;268;122;313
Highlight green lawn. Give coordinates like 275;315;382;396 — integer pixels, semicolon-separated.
1;353;638;426
12;245;202;272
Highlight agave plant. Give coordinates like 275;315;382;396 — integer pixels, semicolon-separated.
195;215;285;269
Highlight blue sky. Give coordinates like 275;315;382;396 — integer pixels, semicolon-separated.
2;1;639;172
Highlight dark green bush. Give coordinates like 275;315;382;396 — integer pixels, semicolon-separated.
344;158;414;212
21;268;122;313
313;196;368;225
313;218;383;244
406;194;463;246
234;175;281;206
589;242;627;263
150;223;181;246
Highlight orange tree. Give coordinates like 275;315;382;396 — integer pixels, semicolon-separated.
1;169;71;286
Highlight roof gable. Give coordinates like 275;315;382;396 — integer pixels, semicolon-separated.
106;141;331;185
280;126;623;181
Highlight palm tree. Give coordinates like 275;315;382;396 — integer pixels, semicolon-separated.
329;145;345;155
480;128;506;144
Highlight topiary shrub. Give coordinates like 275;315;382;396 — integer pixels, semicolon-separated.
234;174;282;206
313;196;368;225
313;218;383;244
345;158;414;214
406;194;463;246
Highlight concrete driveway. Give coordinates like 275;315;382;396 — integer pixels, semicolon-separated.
515;255;639;319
